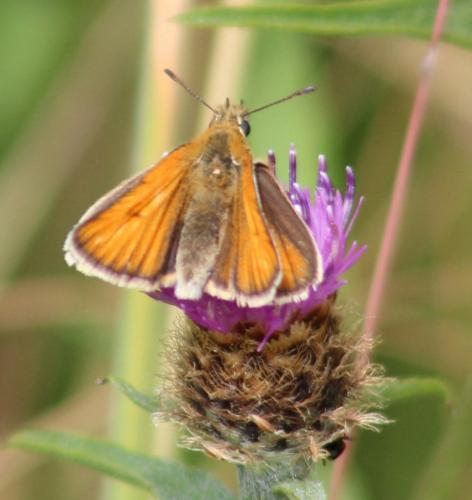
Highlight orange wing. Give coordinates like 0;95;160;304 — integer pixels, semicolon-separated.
206;149;281;307
64;145;196;291
254;163;323;303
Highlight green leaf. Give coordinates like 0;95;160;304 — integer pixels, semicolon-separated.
376;377;452;402
412;378;472;500
177;0;472;49
356;375;450;500
9;430;235;500
104;375;160;413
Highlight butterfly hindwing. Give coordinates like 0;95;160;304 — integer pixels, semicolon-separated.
254;162;323;302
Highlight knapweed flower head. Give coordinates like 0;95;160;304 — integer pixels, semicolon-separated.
150;147;366;348
156;149;386;466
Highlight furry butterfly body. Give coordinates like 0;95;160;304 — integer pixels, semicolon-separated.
64;79;323;307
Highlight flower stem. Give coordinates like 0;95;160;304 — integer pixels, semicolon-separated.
361;0;450;355
238;465;279;500
329;0;450;498
238;461;326;500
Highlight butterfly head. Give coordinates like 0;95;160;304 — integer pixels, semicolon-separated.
211;98;251;136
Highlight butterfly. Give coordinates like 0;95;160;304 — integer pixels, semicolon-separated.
64;69;323;308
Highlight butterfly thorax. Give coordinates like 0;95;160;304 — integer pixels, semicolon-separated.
197;107;252;181
190;115;248;200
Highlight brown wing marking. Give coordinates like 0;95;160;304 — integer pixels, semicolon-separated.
255;163;323;302
65;145;196;290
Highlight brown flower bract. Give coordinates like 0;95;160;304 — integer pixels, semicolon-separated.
158;297;385;464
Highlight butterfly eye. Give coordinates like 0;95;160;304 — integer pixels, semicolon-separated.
240;119;251;137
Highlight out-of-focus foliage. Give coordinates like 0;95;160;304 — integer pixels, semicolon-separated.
1;0;471;499
177;0;472;49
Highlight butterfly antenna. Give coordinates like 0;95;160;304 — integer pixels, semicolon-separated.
243;85;316;117
164;69;218;114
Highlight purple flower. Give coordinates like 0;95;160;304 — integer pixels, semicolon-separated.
149;147;365;349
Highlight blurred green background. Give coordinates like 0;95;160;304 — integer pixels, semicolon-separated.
0;1;471;499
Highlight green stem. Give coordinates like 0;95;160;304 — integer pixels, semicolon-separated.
238;465;280;500
238;460;326;500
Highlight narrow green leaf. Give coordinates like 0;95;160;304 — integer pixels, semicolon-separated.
9;430;235;500
104;375;159;413
177;0;472;49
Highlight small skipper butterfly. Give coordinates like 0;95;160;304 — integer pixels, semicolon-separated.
64;69;323;307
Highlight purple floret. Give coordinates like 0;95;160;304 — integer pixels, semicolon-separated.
149;147;366;348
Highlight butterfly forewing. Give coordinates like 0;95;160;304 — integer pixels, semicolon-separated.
64;146;193;290
255;163;323;302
